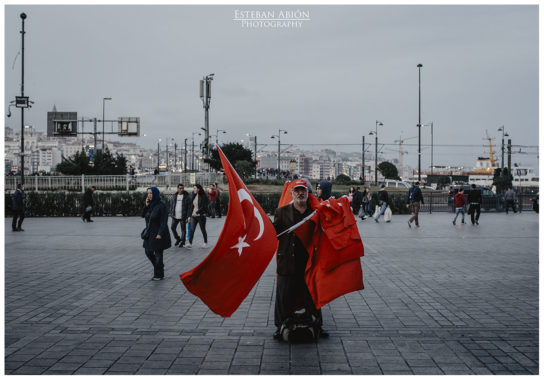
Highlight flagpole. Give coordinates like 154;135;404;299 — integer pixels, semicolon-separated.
276;210;316;238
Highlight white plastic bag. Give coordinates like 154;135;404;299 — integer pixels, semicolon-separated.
384;206;392;222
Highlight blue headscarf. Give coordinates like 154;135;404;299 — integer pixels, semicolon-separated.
148;186;161;208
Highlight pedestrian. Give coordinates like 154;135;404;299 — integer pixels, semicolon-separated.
452;188;466;225
273;179;328;340
407;181;424;228
11;183;26;232
504;187;517;214
316;180;332;201
374;184;389;223
186;184;209;249
141;186;172;281
170;183;191;247
214;182;222;218
360;187;372;220
82;185;96;222
208;184;218;218
351;186;363;216
467;184;482;225
347;186;355;204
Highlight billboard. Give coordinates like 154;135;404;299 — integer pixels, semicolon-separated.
118;117;140;136
47;111;77;136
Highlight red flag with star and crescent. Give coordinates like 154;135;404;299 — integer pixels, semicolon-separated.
179;147;278;317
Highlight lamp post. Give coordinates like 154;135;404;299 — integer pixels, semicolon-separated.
200;73;214;169
102;97;112;151
361;135;366;183
369;120;383;185
417;63;423;182
498;126;509;172
184;138;188;172
215;129;226;146
271;129;288;176
19;13;27;185
156;138;161;171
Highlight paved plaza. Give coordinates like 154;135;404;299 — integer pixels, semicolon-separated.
4;211;539;375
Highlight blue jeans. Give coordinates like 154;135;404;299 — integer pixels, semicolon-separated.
145;249;164;278
375;202;387;221
453;207;465;223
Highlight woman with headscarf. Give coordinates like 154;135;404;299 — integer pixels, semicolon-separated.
141;186;172;280
186;184;209;249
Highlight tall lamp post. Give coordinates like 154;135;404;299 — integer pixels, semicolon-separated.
200;73;214;169
369;120;383;185
361;135;366;183
498;126;508;172
417;63;423;182
184;138;188;172
102;97;112;151
156;138;161;171
271;129;288;176
19;13;27;185
215;129;226;146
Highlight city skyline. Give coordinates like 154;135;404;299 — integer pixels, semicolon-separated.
4;5;539;172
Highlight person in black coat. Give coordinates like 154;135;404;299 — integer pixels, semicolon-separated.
11;183;26;232
169;183;192;247
186;184;209;249
142;186;172;280
467;184;482;225
82;185;96;222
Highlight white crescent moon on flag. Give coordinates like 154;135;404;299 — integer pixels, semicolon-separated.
237;188;264;241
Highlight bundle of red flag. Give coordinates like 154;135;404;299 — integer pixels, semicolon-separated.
179;147;278;317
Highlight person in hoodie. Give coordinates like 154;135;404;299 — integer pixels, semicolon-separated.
170;184;192;247
316;180;333;201
142;187;172;280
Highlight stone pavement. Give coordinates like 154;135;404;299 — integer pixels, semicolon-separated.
4;211;539;375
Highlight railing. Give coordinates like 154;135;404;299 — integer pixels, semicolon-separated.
5;173;225;192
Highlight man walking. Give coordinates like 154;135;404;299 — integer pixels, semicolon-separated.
504;187;517;214
11;183;26;232
208;184;218;218
170;183;191;247
407;181;424;228
374;184;389;223
467;184;482;225
82;185;96;222
452;188;466;225
273;179;328;340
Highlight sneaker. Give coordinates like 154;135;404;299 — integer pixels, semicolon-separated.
12;229;18;232
374;218;379;223
88;219;94;222
318;328;329;338
152;277;164;281
201;243;208;248
17;227;24;231
175;238;181;246
453;221;456;225
462;221;465;224
273;330;281;340
185;243;192;249
476;221;479;225
179;241;185;248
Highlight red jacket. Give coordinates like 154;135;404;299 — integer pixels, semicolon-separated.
454;192;466;208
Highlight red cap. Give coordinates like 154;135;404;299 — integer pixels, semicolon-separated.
292;179;308;190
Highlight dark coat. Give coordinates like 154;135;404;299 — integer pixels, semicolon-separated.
169;191;191;220
12;189;26;211
377;189;389;204
273;202;313;276
467;189;482;204
83;188;94;207
188;192;209;217
141;201;172;251
351;190;363;207
407;186;424;204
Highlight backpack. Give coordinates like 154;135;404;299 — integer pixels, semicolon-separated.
279;313;319;343
409;187;416;202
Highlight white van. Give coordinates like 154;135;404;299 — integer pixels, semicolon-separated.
382;179;411;188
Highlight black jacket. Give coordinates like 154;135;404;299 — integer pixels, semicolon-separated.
83;189;94;207
188;192;209;217
12;189;26;211
467;189;482;204
407;186;424;204
169;191;191;220
377;189;389;204
141;201;172;251
273;202;313;276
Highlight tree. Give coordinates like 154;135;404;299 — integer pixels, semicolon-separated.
56;150;91;175
205;143;256;173
335;174;351;184
56;148;127;175
378;161;400;180
235;160;255;179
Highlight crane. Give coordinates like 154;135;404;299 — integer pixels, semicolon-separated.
393;134;417;177
483;130;497;166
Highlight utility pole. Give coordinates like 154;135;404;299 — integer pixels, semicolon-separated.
174;142;177;171
184;138;188;172
361;135;365;183
19;13;27;186
253;136;258;179
507;138;512;173
417;63;423;182
200;74;214;171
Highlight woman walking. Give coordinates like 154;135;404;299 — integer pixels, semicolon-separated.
141;187;171;280
186;184;209;249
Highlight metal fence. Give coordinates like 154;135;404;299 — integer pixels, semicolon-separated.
5;173;225;192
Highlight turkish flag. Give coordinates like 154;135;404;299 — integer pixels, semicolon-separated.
277;181;295;208
294;194;364;309
179;147;278;317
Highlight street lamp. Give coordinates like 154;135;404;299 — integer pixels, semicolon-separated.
19;13;27;185
361;135;366;183
215;129;226;145
498;126;509;172
157;138;161;171
422;122;434;177
102;97;112;151
271;129;288;175
417;63;423;182
369;120;383;185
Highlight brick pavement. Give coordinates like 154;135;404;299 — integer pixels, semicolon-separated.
4;211;539;374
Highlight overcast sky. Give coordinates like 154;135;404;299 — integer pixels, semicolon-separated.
4;4;539;171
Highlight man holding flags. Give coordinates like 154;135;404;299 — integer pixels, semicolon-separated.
273;179;328;340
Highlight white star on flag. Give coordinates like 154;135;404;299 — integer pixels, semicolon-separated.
231;235;250;256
